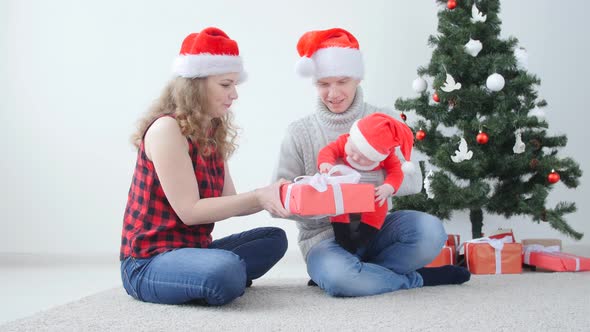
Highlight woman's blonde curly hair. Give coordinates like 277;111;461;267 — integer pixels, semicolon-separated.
131;77;238;160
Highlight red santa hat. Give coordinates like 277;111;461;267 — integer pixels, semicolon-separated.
172;27;247;82
295;28;364;80
349;113;415;173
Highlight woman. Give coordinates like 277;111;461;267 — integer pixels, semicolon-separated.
120;27;290;305
274;27;470;297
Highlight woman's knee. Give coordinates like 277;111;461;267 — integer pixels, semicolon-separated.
204;251;247;305
270;227;288;253
261;227;289;261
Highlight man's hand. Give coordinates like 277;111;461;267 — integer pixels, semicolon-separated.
375;184;395;207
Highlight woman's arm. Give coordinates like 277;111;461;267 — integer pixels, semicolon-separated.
222;163;268;216
145;117;289;226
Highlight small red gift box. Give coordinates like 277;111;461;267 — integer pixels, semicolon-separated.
446;234;460;247
280;183;375;216
464;238;522;274
425;245;455;267
523;245;590;272
487;229;516;243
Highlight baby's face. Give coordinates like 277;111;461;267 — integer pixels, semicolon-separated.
344;140;375;166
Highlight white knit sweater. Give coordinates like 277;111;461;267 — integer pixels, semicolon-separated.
273;87;422;259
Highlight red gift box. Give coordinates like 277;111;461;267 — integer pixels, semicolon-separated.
280;183;375;216
487;229;516;243
425;245;455;267
446;234;460;247
523;245;590;272
464;238;522;274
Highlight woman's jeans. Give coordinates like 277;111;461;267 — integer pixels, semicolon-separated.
307;210;446;297
121;227;287;305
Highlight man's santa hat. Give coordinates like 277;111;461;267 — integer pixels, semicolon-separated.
172;27;247;82
349;113;415;173
295;28;363;80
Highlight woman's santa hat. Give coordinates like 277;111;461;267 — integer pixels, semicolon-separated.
295;28;363;80
172;27;247;82
349;113;415;173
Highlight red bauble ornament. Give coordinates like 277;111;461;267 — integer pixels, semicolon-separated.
548;170;560;184
433;92;440;103
401;113;407;121
447;0;457;9
476;131;489;144
416;129;426;141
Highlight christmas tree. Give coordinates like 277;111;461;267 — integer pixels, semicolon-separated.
393;0;583;239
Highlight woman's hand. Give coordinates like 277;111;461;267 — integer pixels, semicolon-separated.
255;179;292;218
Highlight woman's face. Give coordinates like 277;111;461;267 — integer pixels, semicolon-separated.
315;77;360;114
205;72;240;117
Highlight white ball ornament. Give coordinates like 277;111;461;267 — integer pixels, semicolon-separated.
486;73;505;92
412;77;427;93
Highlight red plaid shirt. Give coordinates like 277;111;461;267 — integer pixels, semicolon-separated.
120;128;224;260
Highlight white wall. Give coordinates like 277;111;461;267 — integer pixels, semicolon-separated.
1;0;588;255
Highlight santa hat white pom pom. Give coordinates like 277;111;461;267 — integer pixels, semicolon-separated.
296;57;315;77
402;161;415;174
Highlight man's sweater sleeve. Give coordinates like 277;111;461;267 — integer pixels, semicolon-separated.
274;125;305;183
271;124;310;222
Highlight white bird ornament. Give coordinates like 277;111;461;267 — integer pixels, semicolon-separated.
441;74;461;92
451;137;473;163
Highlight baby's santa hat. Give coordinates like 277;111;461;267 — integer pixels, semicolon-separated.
349;113;415;173
295;28;363;80
172;27;247;82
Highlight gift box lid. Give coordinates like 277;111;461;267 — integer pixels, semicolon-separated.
522;239;562;251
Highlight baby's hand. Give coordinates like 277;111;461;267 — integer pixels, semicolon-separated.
319;163;334;174
375;184;395;207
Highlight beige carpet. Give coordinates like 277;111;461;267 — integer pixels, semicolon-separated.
2;271;589;331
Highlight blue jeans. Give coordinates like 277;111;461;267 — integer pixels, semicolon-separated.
307;210;446;297
121;227;287;305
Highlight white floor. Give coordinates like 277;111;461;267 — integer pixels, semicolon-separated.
0;251;309;325
3;245;589;325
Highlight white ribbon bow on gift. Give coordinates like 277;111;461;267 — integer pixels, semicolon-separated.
461;236;514;274
284;165;361;218
523;244;580;271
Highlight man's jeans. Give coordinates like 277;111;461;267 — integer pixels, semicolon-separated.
307;210;446;297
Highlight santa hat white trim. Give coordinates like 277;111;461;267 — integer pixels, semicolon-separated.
349;120;388;162
297;47;363;80
173;54;245;80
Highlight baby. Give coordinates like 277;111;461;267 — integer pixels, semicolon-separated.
317;113;415;253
